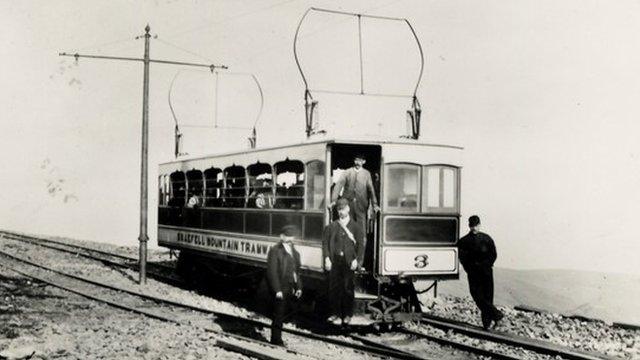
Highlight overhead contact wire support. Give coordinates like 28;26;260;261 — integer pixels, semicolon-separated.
293;7;426;138
59;25;228;284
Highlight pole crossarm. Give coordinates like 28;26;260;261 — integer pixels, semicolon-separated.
58;52;228;71
59;26;229;285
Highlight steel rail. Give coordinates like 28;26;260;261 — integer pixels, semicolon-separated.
397;328;521;360
0;254;307;360
349;334;429;360
420;314;618;360
0;230;136;261
0;244;415;360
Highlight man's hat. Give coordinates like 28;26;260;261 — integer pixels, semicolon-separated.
335;198;350;210
353;153;366;160
280;225;300;237
469;215;481;227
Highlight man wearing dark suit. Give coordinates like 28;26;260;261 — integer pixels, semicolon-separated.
457;215;504;330
266;225;303;346
323;198;365;326
330;154;380;237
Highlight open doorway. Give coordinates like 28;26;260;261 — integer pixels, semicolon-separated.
329;143;381;272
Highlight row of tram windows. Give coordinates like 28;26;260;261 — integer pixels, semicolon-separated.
385;164;459;213
158;159;326;211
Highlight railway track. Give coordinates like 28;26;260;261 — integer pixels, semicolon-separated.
352;320;617;360
416;314;618;360
0;238;425;360
0;230;179;284
0;251;306;360
0;230;623;360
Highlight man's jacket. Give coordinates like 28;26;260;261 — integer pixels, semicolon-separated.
322;219;365;268
331;167;378;211
457;231;497;272
266;242;302;295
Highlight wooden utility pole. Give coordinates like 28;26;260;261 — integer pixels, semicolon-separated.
138;25;151;285
60;25;227;284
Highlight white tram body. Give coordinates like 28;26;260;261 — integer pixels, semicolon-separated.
158;139;461;285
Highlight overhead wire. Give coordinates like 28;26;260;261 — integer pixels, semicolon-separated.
155;38;217;63
165;0;301;40
234;0;406;68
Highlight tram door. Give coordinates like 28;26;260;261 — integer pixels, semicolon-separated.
329;143;382;273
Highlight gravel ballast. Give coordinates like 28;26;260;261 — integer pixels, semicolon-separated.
3;232;636;359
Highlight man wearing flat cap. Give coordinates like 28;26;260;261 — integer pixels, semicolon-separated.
266;225;303;346
457;215;504;330
329;153;379;244
323;198;365;326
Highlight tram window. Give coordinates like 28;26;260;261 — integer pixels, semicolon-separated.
169;171;186;207
223;165;246;208
305;160;325;211
426;168;440;208
247;162;273;209
158;174;170;206
186;170;204;208
158;176;164;206
443;168;455;207
204;167;223;207
423;165;459;212
274;160;304;210
163;175;170;205
384;164;420;212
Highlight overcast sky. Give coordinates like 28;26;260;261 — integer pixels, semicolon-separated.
1;0;639;275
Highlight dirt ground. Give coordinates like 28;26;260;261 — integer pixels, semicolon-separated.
0;266;249;360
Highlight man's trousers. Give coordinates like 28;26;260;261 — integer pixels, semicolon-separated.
467;266;501;328
328;257;355;319
270;294;297;344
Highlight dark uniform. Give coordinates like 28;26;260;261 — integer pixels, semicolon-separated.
266;239;302;345
331;167;378;235
322;218;364;320
457;230;502;329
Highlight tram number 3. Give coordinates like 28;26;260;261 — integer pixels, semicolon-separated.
414;254;429;269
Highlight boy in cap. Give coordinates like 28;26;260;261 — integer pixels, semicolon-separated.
322;198;365;325
266;225;303;345
457;215;504;329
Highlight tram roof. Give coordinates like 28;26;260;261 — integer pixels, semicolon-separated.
159;137;463;166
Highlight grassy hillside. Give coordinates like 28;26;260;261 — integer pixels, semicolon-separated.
434;268;640;325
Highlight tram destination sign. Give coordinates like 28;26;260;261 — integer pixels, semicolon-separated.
158;228;272;260
158;227;323;270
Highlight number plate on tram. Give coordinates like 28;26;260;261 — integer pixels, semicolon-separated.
381;247;458;275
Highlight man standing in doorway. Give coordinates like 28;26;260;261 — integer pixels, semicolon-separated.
323;198;364;326
457;215;504;330
330;153;380;239
266;225;303;346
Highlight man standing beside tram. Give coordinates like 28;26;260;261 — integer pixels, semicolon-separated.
323;198;365;326
265;225;303;346
457;215;504;330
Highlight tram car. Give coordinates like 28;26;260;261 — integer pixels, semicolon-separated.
157;139;462;322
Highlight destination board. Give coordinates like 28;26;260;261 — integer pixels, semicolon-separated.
158;226;323;270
